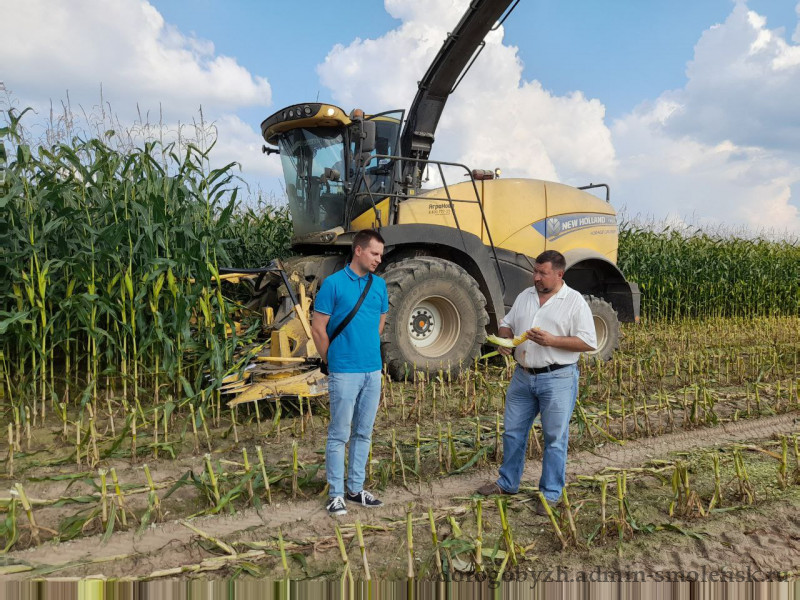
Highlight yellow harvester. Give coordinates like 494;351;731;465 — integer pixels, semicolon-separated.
224;0;639;403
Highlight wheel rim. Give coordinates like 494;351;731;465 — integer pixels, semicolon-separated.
407;296;461;358
588;314;608;356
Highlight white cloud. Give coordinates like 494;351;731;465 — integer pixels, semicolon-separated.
612;99;800;235
2;0;270;119
7;0;798;232
666;2;800;150
318;0;615;185
211;114;283;180
319;0;799;235
0;0;271;124
1;0;278;198
611;1;800;235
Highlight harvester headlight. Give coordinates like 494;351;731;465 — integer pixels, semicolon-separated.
326;108;335;116
304;106;312;115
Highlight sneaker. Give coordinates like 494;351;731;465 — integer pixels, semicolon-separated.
345;490;383;507
326;496;347;516
476;481;515;496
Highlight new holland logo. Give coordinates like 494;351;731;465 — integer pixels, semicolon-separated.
532;213;617;241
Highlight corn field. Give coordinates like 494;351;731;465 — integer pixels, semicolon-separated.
0;108;261;432
219;197;292;269
618;223;799;319
2;111;800;585
1;314;798;578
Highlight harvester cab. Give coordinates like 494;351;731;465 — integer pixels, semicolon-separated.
261;105;404;237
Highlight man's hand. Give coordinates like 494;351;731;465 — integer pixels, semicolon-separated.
497;326;514;356
526;327;595;352
526;327;557;347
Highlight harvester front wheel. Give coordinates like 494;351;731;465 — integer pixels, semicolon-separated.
584;295;620;361
381;258;488;380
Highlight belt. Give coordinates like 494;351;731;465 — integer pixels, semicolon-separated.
518;363;573;375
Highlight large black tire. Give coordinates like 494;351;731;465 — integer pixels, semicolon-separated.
584;295;620;361
381;257;489;380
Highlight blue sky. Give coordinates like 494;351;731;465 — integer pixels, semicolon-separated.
149;0;795;118
3;0;800;235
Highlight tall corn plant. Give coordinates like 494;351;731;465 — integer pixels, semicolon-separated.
0;107;255;425
618;223;799;320
220;197;292;269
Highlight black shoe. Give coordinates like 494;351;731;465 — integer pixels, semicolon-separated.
535;498;551;517
477;481;515;496
326;496;347;516
346;490;383;507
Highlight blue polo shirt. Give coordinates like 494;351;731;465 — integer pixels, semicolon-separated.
314;264;389;373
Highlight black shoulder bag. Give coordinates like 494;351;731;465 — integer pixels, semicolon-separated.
320;274;373;375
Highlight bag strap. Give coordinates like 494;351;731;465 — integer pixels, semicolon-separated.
328;274;373;344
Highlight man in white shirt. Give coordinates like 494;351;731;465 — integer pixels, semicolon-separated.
477;250;597;515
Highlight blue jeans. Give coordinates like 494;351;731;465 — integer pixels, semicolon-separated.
326;371;382;498
497;364;579;502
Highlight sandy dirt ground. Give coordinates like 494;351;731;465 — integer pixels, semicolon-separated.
3;412;798;581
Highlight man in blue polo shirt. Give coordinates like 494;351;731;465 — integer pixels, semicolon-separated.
311;229;389;516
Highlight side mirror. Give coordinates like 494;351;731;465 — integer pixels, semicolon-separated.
360;120;376;153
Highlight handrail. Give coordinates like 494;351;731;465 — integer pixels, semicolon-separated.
352;154;506;290
577;183;611;202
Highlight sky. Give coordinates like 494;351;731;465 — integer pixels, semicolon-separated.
2;0;800;236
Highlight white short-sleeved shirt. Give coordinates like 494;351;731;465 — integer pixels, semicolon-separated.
499;282;597;368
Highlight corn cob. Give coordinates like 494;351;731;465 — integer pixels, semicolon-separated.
486;330;536;348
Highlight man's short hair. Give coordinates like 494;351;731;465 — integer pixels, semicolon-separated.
535;250;566;272
352;229;385;252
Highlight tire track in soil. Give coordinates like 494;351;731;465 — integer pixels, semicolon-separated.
7;412;799;577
